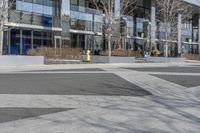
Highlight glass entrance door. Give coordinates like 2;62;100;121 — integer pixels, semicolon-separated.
54;36;62;56
54;36;61;49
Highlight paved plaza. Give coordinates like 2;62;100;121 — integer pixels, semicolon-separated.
0;63;199;133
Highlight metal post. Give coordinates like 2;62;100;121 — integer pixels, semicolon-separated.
31;30;33;49
0;29;3;55
20;29;22;55
60;37;61;57
198;16;200;54
8;29;10;54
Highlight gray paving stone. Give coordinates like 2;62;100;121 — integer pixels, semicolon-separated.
0;64;199;133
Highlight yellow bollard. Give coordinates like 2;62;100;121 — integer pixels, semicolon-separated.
86;49;91;62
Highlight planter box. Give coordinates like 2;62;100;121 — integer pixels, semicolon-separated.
0;56;44;65
146;57;185;63
83;55;135;63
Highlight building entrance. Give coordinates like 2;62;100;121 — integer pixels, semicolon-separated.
54;36;62;49
71;34;93;50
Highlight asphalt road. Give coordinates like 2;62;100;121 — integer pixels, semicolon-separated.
0;73;151;96
0;108;73;123
0;72;151;123
25;68;105;72
151;75;200;87
124;66;200;87
125;66;200;73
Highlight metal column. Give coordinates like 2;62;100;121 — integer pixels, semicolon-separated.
31;30;34;49
198;11;200;54
20;29;22;55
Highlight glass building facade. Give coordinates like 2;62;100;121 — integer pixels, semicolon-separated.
3;0;62;55
2;0;200;56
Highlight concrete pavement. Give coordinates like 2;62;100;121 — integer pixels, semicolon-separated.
0;63;199;133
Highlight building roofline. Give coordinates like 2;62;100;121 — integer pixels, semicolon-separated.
184;0;200;7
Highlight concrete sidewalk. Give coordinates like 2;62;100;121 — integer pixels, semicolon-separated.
0;63;199;133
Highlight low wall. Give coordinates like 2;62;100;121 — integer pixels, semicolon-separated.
0;56;44;65
83;55;135;63
146;57;185;63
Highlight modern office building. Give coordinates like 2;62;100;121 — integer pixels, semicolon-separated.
2;0;200;56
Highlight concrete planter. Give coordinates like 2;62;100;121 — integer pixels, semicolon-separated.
83;55;135;63
146;57;185;63
0;56;44;65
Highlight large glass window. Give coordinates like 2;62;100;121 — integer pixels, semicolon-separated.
126;39;134;50
71;0;78;5
53;16;61;27
79;0;85;7
33;0;43;5
85;21;92;31
32;3;43;14
22;30;31;54
21;2;33;12
33;31;42;48
44;5;53;15
182;22;192;42
32;14;42;25
10;0;62;28
21;13;32;24
94;22;102;32
9;10;21;23
78;20;85;30
10;29;20;55
33;31;53;48
43;31;52;47
71;18;78;29
136;17;143;37
44;0;53;6
43;16;52;27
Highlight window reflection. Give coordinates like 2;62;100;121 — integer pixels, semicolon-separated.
12;0;61;28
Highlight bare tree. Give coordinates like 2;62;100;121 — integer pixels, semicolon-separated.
0;0;11;55
92;0;136;61
0;0;26;55
156;0;192;57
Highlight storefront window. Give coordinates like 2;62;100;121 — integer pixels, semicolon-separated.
22;30;31;54
10;29;20;55
33;31;42;48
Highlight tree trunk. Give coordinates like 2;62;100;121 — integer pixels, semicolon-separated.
108;33;111;63
0;30;4;55
165;32;168;58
